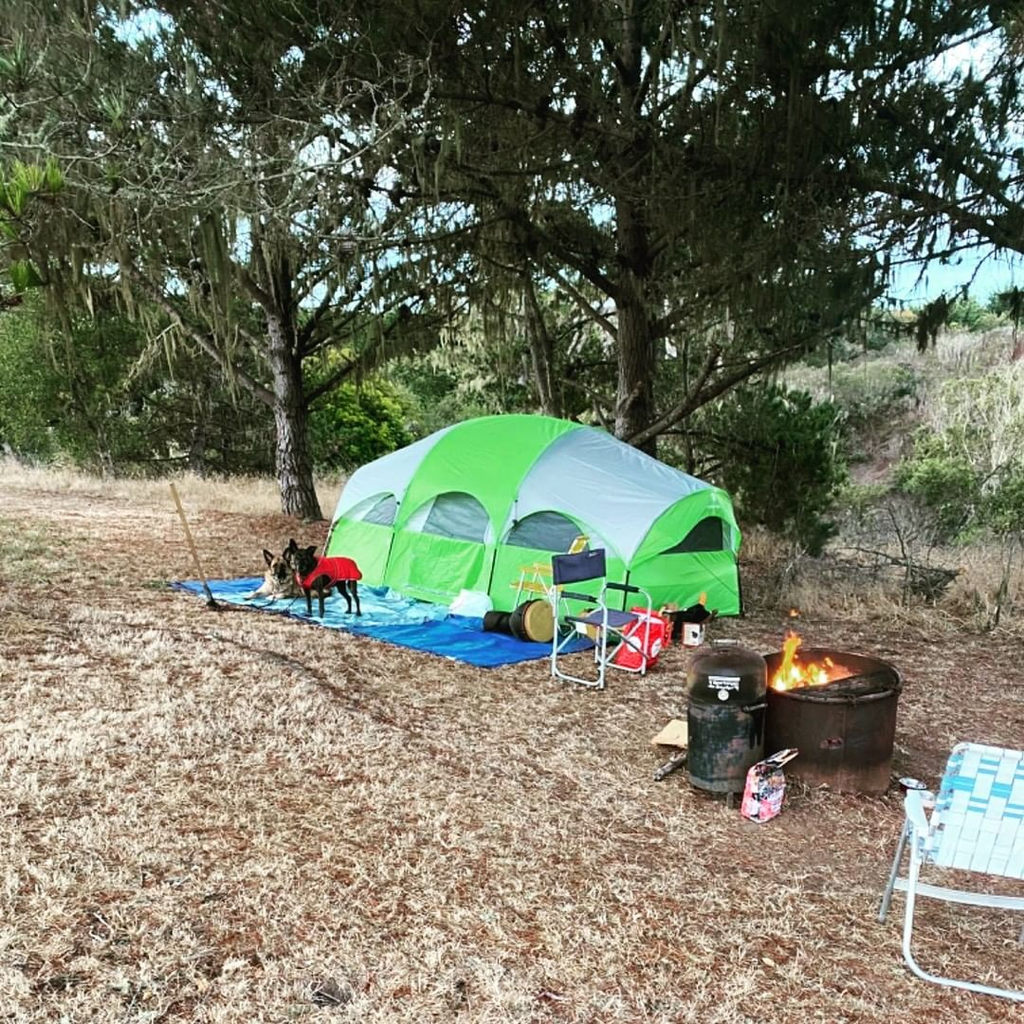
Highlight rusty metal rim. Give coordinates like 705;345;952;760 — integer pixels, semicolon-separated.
769;676;902;705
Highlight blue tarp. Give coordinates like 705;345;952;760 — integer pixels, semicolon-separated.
171;577;588;668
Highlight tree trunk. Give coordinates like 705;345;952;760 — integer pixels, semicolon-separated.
612;3;657;455
187;421;207;478
614;197;657;454
187;388;208;477
267;315;322;520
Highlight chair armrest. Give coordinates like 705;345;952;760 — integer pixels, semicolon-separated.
561;590;598;603
904;789;931;833
606;582;641;595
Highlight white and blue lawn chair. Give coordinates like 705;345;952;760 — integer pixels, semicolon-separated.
878;742;1024;1002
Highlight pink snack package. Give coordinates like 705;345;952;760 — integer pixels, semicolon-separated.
740;749;799;823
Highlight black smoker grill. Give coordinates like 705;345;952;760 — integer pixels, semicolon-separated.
686;641;767;793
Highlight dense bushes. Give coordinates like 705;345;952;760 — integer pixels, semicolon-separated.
0;302;423;477
690;385;847;556
307;379;414;472
896;365;1024;542
0;302;276;475
0;306;60;461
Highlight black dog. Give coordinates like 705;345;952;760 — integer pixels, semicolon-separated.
283;538;362;618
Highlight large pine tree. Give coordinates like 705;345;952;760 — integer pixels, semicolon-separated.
376;0;1024;447
2;1;455;516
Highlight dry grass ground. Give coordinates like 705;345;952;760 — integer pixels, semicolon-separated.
0;464;1022;1023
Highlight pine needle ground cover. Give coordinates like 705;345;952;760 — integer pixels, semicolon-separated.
0;468;1021;1022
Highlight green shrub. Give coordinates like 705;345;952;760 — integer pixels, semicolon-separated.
307;379;414;472
893;444;978;538
0;305;59;460
947;296;1003;332
895;365;1024;542
695;385;847;555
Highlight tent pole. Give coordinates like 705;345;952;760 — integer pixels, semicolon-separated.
484;545;498;598
381;528;398;588
324;517;338;555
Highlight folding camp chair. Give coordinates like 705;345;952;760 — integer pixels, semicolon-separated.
878;742;1024;1002
548;548;653;690
511;535;590;605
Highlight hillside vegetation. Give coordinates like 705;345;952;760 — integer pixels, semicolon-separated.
769;322;1024;634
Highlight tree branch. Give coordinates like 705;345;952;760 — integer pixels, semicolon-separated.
626;343;804;449
547;267;617;341
128;269;274;407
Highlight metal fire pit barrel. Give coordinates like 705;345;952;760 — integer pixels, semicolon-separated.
687;641;767;793
764;649;901;794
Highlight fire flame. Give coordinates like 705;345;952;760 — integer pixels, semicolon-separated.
770;630;842;691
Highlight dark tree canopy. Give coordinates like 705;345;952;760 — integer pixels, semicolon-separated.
1;0;1022;507
370;0;1022;445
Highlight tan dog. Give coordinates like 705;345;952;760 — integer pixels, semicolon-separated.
244;548;301;603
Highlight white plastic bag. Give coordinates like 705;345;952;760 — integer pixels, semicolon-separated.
449;589;493;617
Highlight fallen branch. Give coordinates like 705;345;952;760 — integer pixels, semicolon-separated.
834;546;960;599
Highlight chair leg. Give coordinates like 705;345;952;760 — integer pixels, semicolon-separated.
879;820;909;923
900;838;1024;1002
595;627;607;690
551;620;606;690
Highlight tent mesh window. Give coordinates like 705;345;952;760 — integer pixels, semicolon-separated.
361;494;398;526
414;491;490;542
661;516;726;554
342;492;398;526
505;511;585;552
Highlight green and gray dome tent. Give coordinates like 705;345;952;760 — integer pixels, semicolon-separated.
325;414;741;615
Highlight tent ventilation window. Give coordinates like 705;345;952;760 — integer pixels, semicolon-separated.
362;494;398;526
505;511;586;552
661;517;725;554
413;491;489;542
343;492;398;526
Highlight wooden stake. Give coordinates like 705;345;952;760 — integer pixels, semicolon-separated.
169;482;218;608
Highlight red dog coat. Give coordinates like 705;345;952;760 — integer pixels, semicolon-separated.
298;555;362;590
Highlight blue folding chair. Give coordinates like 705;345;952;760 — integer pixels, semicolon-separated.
548;548;653;690
878;742;1024;1002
